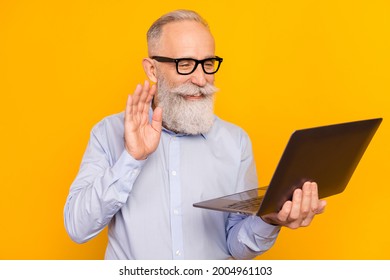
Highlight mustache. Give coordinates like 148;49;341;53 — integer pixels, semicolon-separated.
169;82;219;97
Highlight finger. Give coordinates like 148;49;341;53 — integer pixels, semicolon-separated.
138;80;150;114
300;214;314;227
132;84;142;116
300;182;313;218
301;201;326;227
145;82;157;103
316;200;327;214
143;83;157;115
125;94;133;124
310;182;319;213
289;188;302;220
151;106;163;133
277;200;293;222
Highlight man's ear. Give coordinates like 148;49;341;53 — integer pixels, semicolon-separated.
142;58;157;83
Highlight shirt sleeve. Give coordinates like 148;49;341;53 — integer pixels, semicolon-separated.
64;122;145;244
225;129;281;259
226;214;280;259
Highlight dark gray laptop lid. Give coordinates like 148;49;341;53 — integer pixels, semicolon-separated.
257;117;383;215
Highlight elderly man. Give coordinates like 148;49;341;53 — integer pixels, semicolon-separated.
64;9;326;260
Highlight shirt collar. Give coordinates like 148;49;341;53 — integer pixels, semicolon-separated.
162;126;208;139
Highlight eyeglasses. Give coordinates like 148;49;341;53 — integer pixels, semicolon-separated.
151;56;223;75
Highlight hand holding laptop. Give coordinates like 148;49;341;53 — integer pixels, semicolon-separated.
194;118;382;227
261;181;327;229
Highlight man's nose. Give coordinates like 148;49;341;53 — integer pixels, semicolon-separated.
190;64;207;87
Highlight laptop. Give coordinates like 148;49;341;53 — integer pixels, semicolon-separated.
193;118;382;216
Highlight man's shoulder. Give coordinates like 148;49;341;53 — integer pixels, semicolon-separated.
94;111;124;127
91;111;124;136
213;115;247;133
211;116;250;140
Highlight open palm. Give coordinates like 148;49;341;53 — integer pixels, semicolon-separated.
124;80;162;160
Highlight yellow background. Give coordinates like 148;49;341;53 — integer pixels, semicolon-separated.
1;0;389;259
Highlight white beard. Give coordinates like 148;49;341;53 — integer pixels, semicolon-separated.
156;76;218;135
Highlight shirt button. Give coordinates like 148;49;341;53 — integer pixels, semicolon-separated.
175;250;181;256
173;209;179;215
172;170;177;176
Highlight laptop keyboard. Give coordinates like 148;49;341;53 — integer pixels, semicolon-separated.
225;197;263;211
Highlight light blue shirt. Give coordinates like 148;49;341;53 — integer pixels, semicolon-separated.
64;111;280;259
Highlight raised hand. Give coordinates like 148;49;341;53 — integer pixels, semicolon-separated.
261;182;327;229
124;80;163;160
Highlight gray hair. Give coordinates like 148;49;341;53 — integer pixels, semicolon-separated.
147;9;209;55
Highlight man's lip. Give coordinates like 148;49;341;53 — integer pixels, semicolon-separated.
184;94;204;100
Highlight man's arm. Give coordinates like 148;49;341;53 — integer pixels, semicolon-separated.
226;183;326;259
64;130;146;243
224;131;280;259
64;81;162;243
225;132;326;259
226;214;280;259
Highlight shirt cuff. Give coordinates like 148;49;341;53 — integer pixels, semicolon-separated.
236;215;280;256
248;216;281;237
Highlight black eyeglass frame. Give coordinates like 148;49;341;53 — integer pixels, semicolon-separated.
151;56;223;75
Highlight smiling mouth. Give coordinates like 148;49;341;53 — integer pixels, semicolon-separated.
183;93;204;100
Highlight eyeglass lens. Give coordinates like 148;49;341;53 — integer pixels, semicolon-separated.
177;58;218;74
